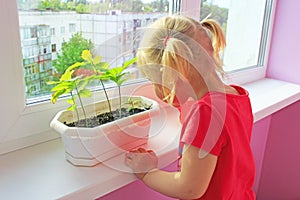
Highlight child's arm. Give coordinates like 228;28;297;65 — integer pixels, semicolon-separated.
125;145;217;199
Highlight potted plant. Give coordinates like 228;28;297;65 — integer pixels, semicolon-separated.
48;50;159;166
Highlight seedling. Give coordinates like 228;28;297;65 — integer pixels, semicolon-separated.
79;50;112;114
47;62;93;127
48;49;139;127
125;97;153;113
103;57;137;118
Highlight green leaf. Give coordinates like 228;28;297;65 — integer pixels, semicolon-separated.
67;99;75;105
94;62;110;73
92;55;102;65
51;89;67;104
98;62;110;69
117;78;129;87
60;62;84;81
50;82;73;92
81;50;93;62
67;104;77;111
111;66;123;75
123;57;137;68
60;70;73;81
78;88;92;98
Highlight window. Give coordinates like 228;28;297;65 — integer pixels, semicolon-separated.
181;0;275;84
69;23;76;32
51;44;56;52
0;0;276;154
17;0;275;104
50;27;55;36
60;26;65;34
199;0;270;73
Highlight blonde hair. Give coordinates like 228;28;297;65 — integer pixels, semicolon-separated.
137;15;226;105
201;18;226;72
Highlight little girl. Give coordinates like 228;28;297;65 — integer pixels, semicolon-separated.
125;15;256;200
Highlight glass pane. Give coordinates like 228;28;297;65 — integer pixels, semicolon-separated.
200;0;267;72
17;0;169;103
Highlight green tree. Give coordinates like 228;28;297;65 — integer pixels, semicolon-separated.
200;3;228;34
67;2;76;10
39;0;61;11
50;0;61;11
39;0;51;10
150;0;168;12
76;3;87;13
53;33;94;75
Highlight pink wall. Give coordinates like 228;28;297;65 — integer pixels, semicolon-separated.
97;161;178;200
250;116;271;193
257;0;300;199
267;0;300;85
257;101;300;200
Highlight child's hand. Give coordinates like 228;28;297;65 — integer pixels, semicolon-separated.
125;147;158;180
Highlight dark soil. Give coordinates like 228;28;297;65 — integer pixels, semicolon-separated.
64;108;147;128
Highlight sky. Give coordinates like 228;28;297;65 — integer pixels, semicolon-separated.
86;0;230;8
207;0;230;8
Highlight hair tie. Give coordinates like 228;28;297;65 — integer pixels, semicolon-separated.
163;35;170;47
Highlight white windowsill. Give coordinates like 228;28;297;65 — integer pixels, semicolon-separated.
0;78;299;200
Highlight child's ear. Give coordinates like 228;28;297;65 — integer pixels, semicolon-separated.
153;83;164;101
176;57;191;80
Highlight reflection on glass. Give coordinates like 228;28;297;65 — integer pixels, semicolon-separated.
17;0;169;103
200;0;267;72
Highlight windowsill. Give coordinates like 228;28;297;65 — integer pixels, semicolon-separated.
0;78;299;200
242;78;300;122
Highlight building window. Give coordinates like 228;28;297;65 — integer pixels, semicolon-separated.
51;44;56;52
60;26;65;34
50;27;55;36
69;23;76;32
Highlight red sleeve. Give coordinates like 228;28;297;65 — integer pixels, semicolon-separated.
180;103;226;156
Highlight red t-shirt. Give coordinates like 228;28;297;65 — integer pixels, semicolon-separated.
179;85;256;200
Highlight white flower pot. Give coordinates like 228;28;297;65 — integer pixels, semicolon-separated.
50;96;160;166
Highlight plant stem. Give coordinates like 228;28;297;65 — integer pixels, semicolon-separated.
74;82;88;127
118;86;122;118
99;79;112;114
92;63;112;115
70;92;80;125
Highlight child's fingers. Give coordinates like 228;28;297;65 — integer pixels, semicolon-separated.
147;149;157;157
137;147;147;153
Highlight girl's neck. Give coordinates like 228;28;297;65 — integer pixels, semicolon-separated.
193;71;237;100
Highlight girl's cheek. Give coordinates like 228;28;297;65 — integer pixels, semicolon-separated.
153;84;165;101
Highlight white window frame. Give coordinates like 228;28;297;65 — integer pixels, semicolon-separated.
182;0;277;85
0;0;277;154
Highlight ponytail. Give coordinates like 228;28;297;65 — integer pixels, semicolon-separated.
201;19;226;73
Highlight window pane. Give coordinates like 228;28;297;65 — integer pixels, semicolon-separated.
200;0;269;72
17;0;169;104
